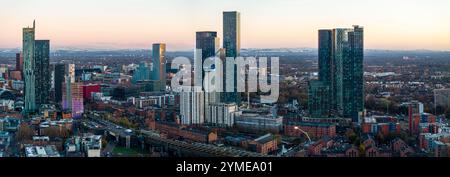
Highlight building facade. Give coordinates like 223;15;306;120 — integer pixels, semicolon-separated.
315;25;364;122
222;11;241;104
151;43;166;91
34;40;51;107
15;52;23;75
23;21;36;114
308;80;330;118
180;87;205;125
208;103;237;127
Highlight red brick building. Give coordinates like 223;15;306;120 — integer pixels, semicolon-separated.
248;133;278;155
153;121;217;143
284;121;336;139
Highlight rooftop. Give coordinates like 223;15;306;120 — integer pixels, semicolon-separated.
254;133;275;144
25;145;60;157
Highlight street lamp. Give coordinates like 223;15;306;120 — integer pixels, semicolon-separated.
294;126;312;143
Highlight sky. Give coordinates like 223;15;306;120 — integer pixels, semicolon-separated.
1;0;450;51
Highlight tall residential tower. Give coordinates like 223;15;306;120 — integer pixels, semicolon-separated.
35;40;51;107
23;21;36;113
311;25;364;122
222;11;241;104
151;43;166;91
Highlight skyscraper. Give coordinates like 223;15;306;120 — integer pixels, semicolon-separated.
195;31;219;89
223;11;241;104
151;43;166;91
54;64;65;103
54;63;74;106
23;21;36;114
35;40;51;107
308;80;330;118
63;82;84;118
318;30;333;89
315;25;364;122
335;26;364;122
223;11;240;58
15;52;23;73
195;32;221;124
196;32;219;63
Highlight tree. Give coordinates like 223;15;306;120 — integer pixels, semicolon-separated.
359;144;366;157
42;126;71;138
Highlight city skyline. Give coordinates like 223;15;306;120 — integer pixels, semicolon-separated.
1;0;450;51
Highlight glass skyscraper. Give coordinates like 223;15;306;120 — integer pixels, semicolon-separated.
222;11;241;105
308;80;330;118
194;31;221;124
151;43;166;81
54;64;65;104
151;43;166;92
315;25;364;122
195;31;220;85
196;32;219;62
23;21;36;114
223;11;240;58
35;40;51;107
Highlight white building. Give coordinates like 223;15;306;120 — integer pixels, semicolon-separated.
82;134;102;157
0;100;14;110
25;145;60;157
208;103;238;127
180;86;205;125
134;94;175;108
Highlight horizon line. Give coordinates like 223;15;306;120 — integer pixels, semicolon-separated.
1;47;450;53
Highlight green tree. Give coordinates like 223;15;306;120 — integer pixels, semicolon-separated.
359;144;366;157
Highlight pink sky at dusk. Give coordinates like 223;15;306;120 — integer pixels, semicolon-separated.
1;0;449;51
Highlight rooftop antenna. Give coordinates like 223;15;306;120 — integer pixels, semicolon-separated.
33;19;35;28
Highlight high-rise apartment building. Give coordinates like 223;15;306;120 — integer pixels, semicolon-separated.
35;40;51;107
16;52;23;73
23;21;36;114
62;82;84;118
152;43;166;91
313;25;364;122
180;86;205;125
54;63;74;105
208;103;238;127
308;80;330;118
222;11;241;104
